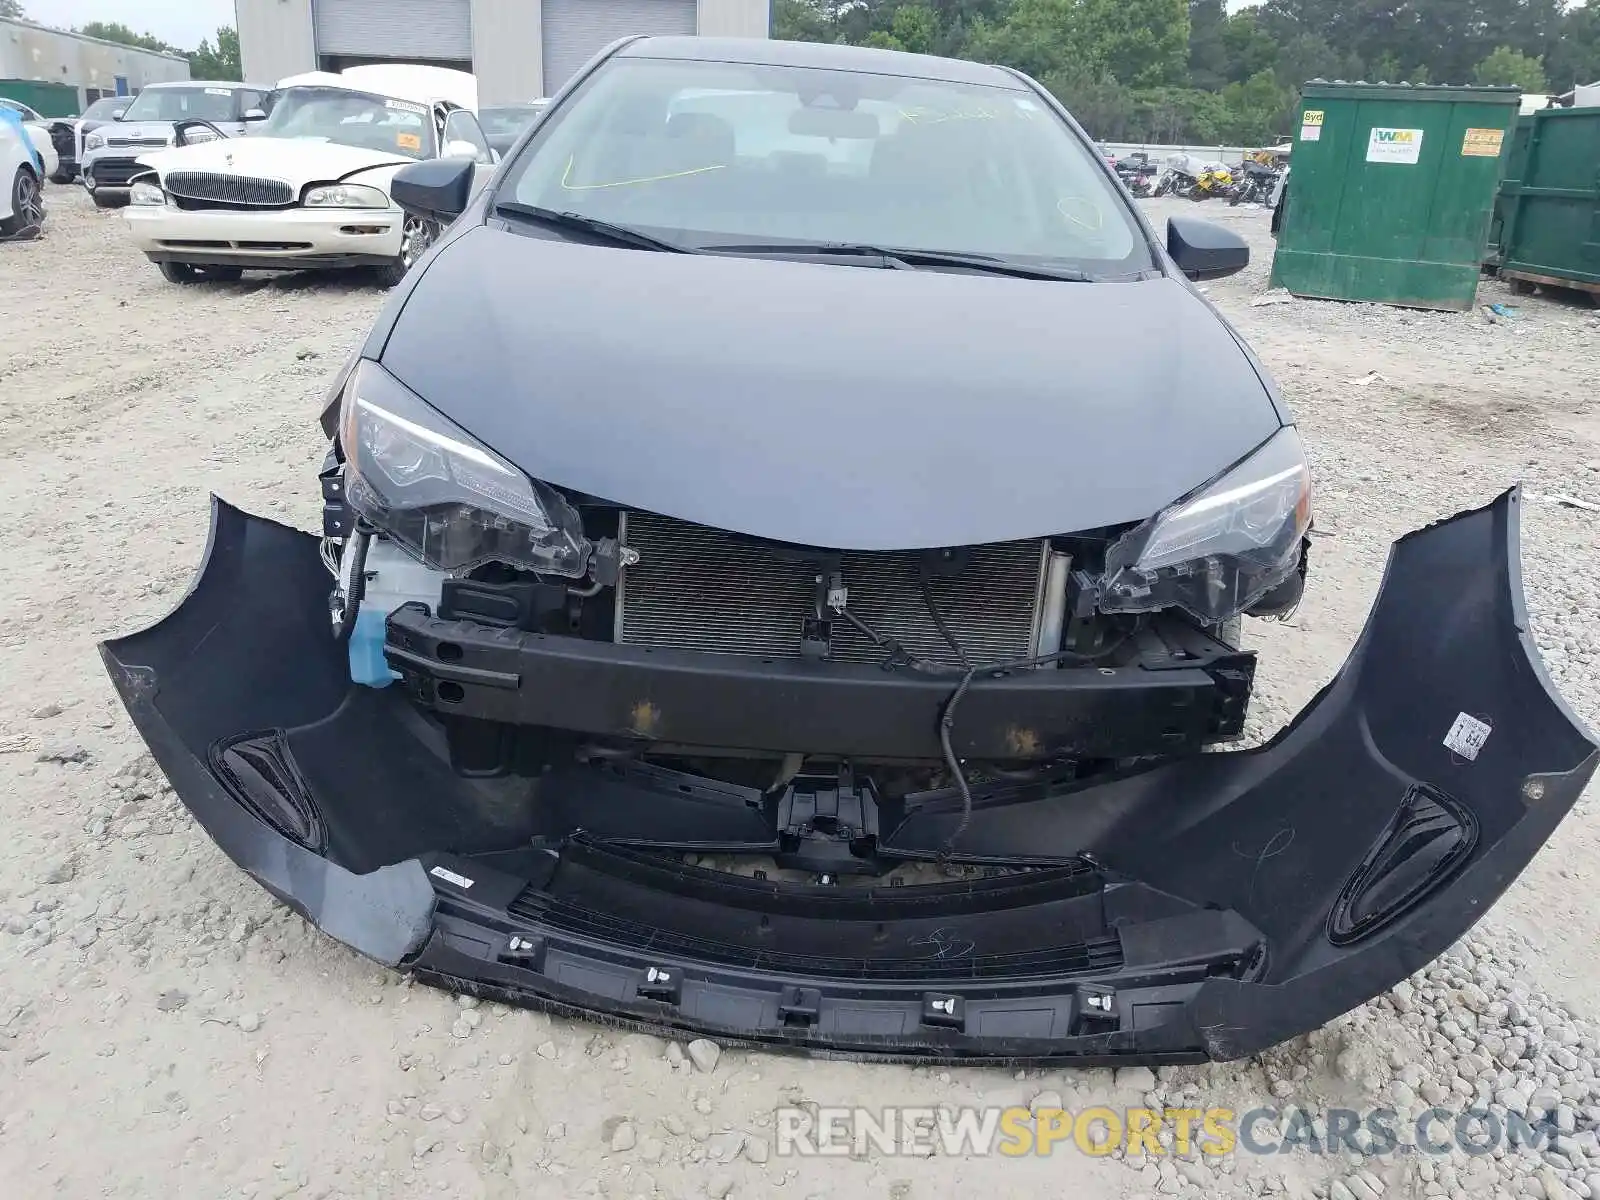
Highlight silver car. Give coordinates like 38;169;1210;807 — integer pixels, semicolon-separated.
81;80;271;208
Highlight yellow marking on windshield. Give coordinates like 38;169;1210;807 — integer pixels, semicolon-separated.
396;132;421;151
1056;196;1103;232
559;154;727;191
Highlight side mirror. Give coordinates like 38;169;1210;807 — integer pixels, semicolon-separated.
391;156;475;223
243;108;267;122
490;147;501;164
1167;216;1250;281
112;108;127;121
443;138;480;160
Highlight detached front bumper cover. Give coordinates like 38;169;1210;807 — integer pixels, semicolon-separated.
101;489;1597;1064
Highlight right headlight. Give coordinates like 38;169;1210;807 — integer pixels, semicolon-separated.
129;179;164;205
1099;427;1312;624
304;183;389;209
85;131;105;150
339;359;591;578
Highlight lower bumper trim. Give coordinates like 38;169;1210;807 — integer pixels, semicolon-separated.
143;250;397;270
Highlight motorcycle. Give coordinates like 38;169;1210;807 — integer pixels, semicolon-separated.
1152;159;1195;198
1189;164;1236;201
1230;157;1283;207
1115;154;1157;198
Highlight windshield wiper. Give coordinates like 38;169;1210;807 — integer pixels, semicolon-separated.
701;242;1098;281
493;202;695;254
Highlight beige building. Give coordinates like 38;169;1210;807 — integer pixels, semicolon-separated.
0;17;191;111
236;0;771;107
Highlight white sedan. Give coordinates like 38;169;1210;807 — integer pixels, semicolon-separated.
0;98;61;183
1;111;46;238
124;74;496;286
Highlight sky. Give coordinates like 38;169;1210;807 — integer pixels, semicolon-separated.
18;0;235;51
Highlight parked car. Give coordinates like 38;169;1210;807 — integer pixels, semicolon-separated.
103;36;1595;1066
81;81;270;208
1;107;46;238
124;68;496;286
478;99;549;157
43;95;128;183
0;97;61;183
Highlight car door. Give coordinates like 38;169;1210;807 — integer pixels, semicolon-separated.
441;108;498;196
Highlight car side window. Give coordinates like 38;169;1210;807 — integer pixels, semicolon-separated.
443;110;494;164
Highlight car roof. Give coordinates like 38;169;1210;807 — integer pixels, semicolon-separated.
615;36;1026;89
340;64;477;111
272;67;477;111
145;80;254;89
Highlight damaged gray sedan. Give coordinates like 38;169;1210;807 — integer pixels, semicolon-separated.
103;37;1597;1064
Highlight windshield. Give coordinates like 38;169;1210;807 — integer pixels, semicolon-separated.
122;86;237;123
480;106;539;137
497;57;1148;274
82;97;124;121
259;86;435;159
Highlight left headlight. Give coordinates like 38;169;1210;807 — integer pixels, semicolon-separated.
129;179;164;206
1099;426;1312;624
340;359;591;578
84;131;105;150
304;183;389;209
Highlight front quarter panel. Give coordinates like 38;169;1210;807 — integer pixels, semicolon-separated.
362;180;494;360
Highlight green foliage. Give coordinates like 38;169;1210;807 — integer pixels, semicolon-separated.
77;21;180;54
1547;1;1600;89
769;0;1600;145
188;27;242;82
1472;44;1548;92
0;0;25;20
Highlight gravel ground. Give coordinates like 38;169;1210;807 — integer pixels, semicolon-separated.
2;186;1598;1200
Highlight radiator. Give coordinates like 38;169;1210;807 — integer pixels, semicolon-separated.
615;511;1048;668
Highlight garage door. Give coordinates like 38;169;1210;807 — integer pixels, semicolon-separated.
313;0;473;62
542;0;698;94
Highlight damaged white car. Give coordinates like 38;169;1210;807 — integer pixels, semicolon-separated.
124;69;497;286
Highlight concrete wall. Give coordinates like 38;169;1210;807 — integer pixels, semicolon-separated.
236;0;773;107
236;0;317;87
471;0;543;106
697;0;770;38
0;18;191;107
1103;142;1256;164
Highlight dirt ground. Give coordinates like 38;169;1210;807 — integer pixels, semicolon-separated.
2;186;1598;1200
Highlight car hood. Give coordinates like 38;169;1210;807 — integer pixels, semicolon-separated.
138;137;412;190
380;226;1283;550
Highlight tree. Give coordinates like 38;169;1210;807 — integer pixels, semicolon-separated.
1042;63;1138;137
773;0;841;43
1548;1;1600;89
189;27;242;81
1220;11;1281;85
1472;44;1548;91
78;21;180;54
1272;31;1361;90
0;1;25;20
1187;0;1229;91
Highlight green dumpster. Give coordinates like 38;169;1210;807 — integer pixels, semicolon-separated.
1484;114;1537;270
1498;106;1600;299
0;79;80;118
1269;82;1520;311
